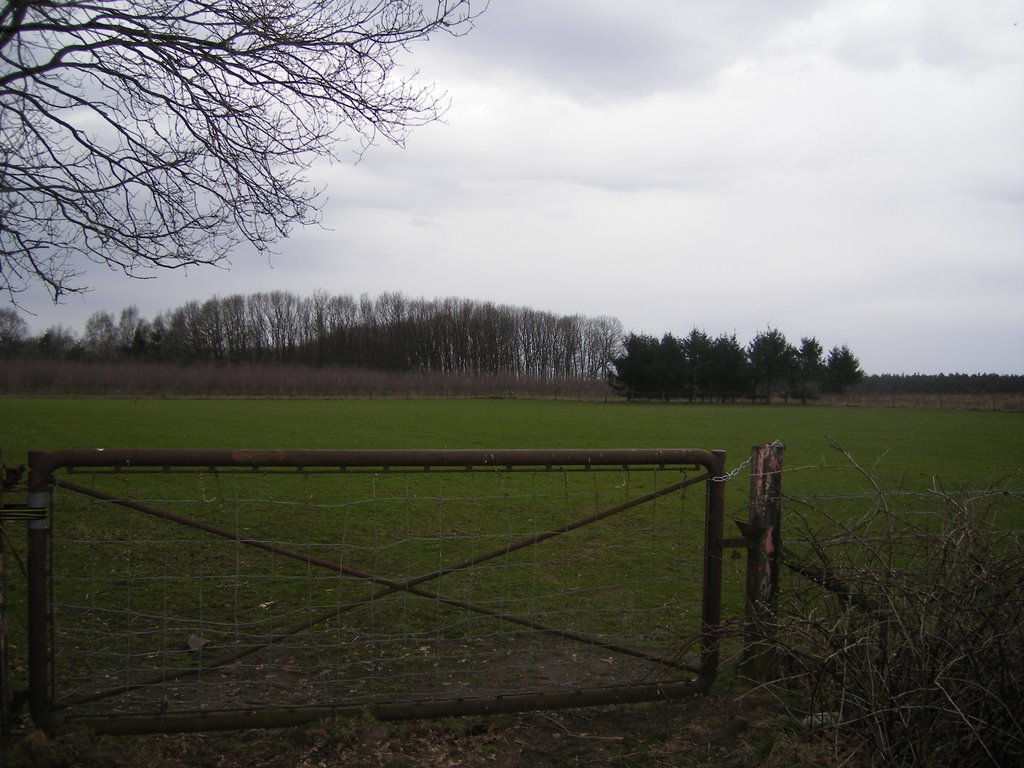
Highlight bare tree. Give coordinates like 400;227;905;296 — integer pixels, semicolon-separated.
220;294;250;363
36;323;78;357
82;309;117;358
0;0;481;301
115;304;142;350
581;315;623;380
0;304;27;351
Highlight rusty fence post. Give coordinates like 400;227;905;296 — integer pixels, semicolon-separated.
740;442;784;680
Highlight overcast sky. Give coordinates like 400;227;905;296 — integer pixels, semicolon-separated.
14;0;1024;375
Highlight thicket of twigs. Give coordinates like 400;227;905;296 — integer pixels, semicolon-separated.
767;448;1024;767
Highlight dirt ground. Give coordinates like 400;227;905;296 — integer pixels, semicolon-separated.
3;685;866;768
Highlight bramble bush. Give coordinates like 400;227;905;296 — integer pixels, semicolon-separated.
767;448;1024;767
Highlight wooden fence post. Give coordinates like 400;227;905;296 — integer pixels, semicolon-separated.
740;441;784;680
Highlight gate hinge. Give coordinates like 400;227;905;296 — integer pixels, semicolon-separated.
0;504;47;521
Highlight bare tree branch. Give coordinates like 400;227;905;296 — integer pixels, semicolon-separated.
0;0;482;301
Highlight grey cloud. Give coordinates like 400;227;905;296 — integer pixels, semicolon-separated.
832;2;1022;72
445;0;826;98
970;178;1024;206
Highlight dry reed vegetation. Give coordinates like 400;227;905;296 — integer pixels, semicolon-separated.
0;359;612;399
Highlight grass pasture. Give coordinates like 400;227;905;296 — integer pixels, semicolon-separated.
3;396;1022;487
2;397;1023;766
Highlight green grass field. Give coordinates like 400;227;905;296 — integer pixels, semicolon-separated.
2;397;1021;469
2;397;1022;726
3;396;1022;495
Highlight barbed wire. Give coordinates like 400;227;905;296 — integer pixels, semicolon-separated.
711;440;784;483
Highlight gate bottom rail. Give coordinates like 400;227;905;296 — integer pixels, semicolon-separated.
75;677;718;735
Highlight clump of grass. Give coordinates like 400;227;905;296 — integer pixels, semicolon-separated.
767;445;1024;767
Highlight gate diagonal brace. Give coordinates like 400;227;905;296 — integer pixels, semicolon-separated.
53;471;709;709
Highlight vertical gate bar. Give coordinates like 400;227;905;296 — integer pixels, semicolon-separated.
701;449;727;679
0;459;7;737
740;442;784;680
26;451;53;731
27;518;50;731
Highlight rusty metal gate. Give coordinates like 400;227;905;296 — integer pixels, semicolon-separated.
16;448;727;734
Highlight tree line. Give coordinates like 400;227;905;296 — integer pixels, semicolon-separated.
857;373;1024;396
5;302;1021;400
610;328;865;401
0;294;623;381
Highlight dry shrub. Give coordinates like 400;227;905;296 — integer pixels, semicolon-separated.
769;446;1024;767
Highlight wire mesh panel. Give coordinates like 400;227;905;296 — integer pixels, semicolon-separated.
29;449;724;731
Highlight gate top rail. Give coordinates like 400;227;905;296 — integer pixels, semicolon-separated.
29;448;724;487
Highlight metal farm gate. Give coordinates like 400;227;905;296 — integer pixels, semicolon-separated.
3;447;757;734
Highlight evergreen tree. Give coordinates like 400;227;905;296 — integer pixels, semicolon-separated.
653;334;687;400
611;334;660;400
825;344;865;393
680;328;714;401
793;336;825;402
707;333;750;402
747;328;797;402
